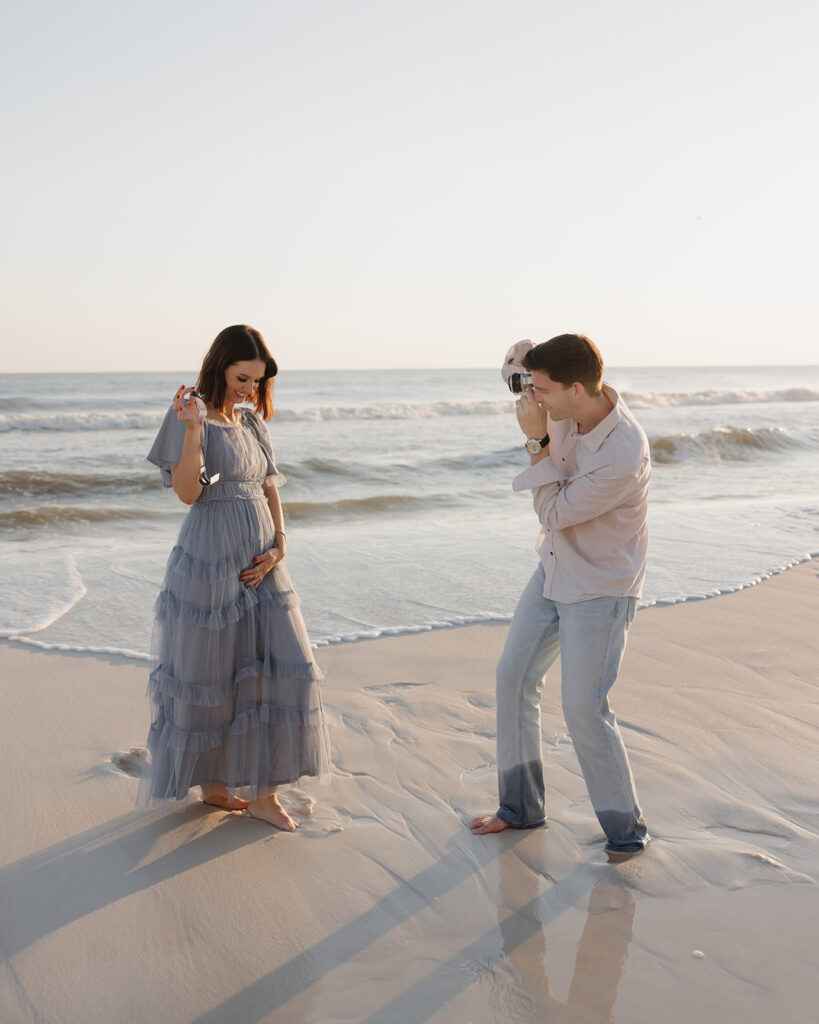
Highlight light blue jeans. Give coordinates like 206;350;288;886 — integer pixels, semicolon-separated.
495;565;648;852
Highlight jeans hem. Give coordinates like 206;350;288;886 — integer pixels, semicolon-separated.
604;832;650;854
496;811;548;830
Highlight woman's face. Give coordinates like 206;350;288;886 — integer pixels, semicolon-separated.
224;359;267;405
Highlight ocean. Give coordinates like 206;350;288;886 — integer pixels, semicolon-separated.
1;365;818;660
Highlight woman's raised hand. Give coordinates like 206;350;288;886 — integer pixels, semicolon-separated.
173;386;203;431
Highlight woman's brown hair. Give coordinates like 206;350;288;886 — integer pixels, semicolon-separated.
196;325;278;420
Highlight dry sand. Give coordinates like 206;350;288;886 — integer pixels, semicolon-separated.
1;560;817;1023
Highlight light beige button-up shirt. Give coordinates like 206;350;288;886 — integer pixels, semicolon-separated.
511;383;650;603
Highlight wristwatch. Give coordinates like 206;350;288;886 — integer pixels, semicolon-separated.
524;434;550;454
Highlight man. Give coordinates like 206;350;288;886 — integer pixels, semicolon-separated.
471;334;650;861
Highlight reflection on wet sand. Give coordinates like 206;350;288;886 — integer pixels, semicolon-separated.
495;852;636;1023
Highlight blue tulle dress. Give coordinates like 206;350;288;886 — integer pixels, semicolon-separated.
138;405;331;805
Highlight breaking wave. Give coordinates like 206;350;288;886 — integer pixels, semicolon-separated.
0;411;165;432
650;426;816;463
3;385;817;434
0;506;156;530
0;469;155;497
623;387;819;409
0;400;515;432
282;492;460;522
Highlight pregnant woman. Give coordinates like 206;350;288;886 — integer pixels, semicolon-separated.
138;324;330;831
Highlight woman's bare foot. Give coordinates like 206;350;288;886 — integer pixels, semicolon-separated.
470;813;511;835
247;793;300;831
201;785;249;811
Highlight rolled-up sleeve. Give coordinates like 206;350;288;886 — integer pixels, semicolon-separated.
513;459;562;520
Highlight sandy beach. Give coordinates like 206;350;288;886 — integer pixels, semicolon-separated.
1;559;817;1024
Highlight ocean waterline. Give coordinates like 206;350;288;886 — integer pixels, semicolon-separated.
1;365;817;658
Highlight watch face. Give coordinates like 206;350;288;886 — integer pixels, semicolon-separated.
525;438;541;454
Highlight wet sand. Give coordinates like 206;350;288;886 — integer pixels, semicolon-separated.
1;559;817;1023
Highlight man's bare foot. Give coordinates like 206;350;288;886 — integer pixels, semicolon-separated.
606;847;644;864
470;813;512;835
247;794;300;831
201;785;249;811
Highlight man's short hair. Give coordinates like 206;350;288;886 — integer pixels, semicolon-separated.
522;334;604;395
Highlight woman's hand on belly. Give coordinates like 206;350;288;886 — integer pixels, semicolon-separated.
239;543;286;590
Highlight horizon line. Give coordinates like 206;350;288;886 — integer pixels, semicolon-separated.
3;362;819;376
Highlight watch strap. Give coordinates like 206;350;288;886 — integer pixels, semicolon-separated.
524;433;550;453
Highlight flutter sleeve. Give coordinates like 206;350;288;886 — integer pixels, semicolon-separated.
147;405;208;487
244;410;286;487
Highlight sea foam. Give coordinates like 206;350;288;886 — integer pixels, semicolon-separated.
649;425;815;462
0;552;87;636
623;387;819;409
1;385;816;432
0;411;165;432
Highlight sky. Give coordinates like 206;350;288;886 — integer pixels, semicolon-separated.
1;0;817;372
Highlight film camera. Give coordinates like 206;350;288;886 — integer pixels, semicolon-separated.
507;371;534;394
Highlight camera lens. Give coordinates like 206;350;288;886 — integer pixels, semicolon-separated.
508;372;532;394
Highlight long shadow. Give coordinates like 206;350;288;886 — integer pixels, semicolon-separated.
2;801;635;1023
190;839;638;1024
359;865;597;1024
189;829;521;1024
360;860;635;1023
0;806;263;958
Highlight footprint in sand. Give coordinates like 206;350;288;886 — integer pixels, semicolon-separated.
111;747;149;777
286;789;316;818
364;682;429;692
466;694;493;709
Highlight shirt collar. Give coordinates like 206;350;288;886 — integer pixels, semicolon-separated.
571;383;623;453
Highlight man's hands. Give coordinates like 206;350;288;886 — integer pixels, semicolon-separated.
515;387;549;440
503;338;549;441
